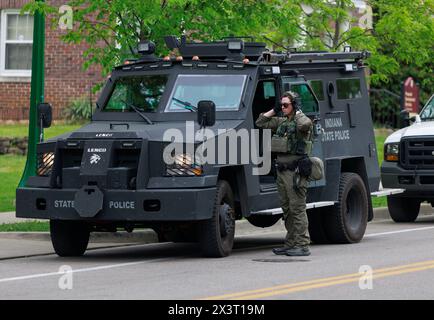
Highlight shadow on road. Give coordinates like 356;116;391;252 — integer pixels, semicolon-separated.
37;234;286;263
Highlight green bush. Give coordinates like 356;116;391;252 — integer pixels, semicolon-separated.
63;98;93;123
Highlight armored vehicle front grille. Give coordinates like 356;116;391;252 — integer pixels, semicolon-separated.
400;137;434;170
58;140;142;189
37;152;55;177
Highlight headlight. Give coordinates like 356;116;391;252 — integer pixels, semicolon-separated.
36;142;56;177
166;153;203;176
37;151;55;176
384;143;399;162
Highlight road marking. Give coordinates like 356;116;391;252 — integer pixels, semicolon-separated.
2;226;434;285
202;259;434;300
236;225;434;240
365;226;434;238
0;260;154;284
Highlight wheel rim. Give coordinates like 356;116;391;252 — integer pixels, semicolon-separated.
218;203;234;240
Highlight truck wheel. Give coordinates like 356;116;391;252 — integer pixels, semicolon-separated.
247;215;281;228
307;208;330;244
198;180;236;257
50;220;90;257
387;196;420;222
324;172;368;243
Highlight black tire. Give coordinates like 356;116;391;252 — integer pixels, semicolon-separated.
307;208;330;244
324;172;368;244
387;196;420;222
50;220;90;257
247;215;281;228
198;180;236;257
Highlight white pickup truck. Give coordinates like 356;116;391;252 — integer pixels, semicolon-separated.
381;94;434;222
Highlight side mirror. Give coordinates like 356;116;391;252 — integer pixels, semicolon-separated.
400;110;410;128
197;100;216;127
38;103;52;128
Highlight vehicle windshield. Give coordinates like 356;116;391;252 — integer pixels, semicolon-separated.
420;95;434;121
104;75;168;112
165;74;247;112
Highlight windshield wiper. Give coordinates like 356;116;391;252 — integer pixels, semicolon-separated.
172;97;197;112
121;100;153;125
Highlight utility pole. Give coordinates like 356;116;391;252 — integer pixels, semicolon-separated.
18;0;45;187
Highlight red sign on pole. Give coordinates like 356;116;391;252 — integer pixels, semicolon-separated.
402;76;420;113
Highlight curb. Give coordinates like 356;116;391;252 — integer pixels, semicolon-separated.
372;203;433;220
0;229;159;243
0;205;433;243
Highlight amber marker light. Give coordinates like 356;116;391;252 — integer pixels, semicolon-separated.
386;154;399;162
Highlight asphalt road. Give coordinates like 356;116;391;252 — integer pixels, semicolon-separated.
1;216;434;300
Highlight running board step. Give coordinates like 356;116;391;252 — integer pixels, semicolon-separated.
371;188;405;197
251;201;335;215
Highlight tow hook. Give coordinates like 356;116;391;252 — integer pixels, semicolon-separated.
74;185;104;218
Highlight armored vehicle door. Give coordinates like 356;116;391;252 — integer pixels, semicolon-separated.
251;77;281;190
281;77;325;187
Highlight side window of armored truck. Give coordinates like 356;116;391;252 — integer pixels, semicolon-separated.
105;75;168;112
308;80;325;101
290;83;319;114
336;78;362;100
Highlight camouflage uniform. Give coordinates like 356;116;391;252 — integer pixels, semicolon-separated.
256;111;313;249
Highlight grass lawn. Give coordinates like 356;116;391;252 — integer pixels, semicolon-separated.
0;221;49;232
0;155;26;212
0;123;81;212
372;129;388;208
0;123;82;139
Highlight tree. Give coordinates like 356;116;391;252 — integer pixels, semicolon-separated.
25;0;433;124
280;0;433;126
25;0;299;76
369;0;433;97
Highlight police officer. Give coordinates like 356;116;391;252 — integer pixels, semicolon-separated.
255;91;313;256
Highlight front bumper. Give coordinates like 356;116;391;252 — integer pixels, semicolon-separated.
381;161;434;196
16;187;216;222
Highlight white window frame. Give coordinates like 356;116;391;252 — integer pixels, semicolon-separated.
0;9;33;77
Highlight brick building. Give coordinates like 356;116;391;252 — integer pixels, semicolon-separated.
0;0;102;121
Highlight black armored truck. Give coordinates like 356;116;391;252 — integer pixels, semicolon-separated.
16;36;381;257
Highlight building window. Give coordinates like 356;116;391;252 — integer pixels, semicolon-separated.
0;10;33;77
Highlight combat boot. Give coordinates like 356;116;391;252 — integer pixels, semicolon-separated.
284;246;310;256
272;246;294;255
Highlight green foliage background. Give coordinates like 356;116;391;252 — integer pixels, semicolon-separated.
23;0;433;126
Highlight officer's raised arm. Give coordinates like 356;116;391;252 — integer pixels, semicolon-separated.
255;105;282;131
256;105;281;130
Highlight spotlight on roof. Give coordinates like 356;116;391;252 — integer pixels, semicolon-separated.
227;40;244;52
138;41;156;55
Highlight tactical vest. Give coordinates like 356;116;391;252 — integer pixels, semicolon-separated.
271;117;313;155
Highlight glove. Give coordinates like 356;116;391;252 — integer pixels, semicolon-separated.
273;104;281;115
